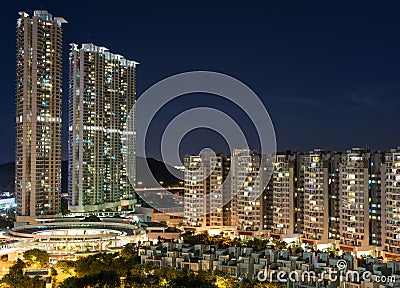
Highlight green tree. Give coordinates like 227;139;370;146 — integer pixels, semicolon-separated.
168;270;216;288
272;239;287;250
59;270;120;288
120;242;138;258
56;260;76;275
50;267;57;276
22;249;49;268
1;259;45;288
0;216;14;229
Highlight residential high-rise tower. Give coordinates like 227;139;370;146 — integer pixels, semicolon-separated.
68;43;137;212
232;148;267;235
338;148;378;252
271;152;297;238
301;150;331;247
183;152;230;227
382;147;400;256
15;11;66;222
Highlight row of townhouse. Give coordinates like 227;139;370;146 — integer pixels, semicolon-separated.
137;241;400;287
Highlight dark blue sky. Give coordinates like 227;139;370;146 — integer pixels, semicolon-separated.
1;0;400;164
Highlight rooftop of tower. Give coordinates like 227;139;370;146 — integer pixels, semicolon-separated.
70;43;139;67
18;10;67;25
33;10;53;20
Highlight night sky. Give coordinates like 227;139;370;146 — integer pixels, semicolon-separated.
1;0;400;164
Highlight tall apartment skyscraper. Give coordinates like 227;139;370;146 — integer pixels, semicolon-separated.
232;148;267;235
338;148;374;251
369;152;383;247
261;179;274;231
68;44;137;212
296;154;305;234
270;151;338;243
328;153;341;241
15;11;66;222
302;150;331;247
184;155;206;227
271;152;297;238
208;155;231;226
223;155;235;227
268;149;385;253
382;147;400;256
183;153;230;227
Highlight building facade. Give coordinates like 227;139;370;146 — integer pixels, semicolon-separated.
15;11;66;222
328;153;341;242
382;148;400;255
271;152;297;237
338;149;372;251
184;155;206;227
301;150;331;247
232;148;267;234
68;43;137;212
183;153;230;227
180;146;400;256
261;179;274;231
369;152;383;247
